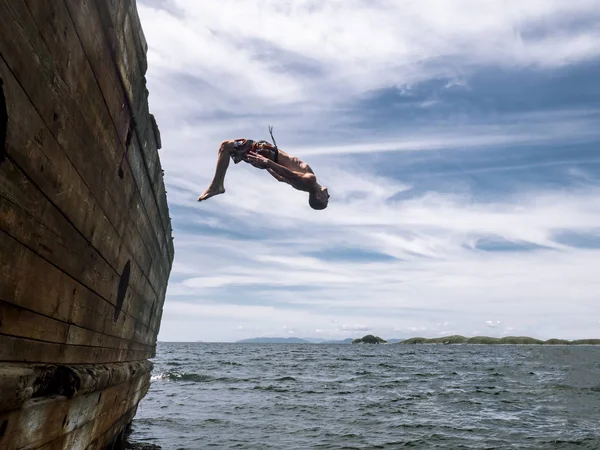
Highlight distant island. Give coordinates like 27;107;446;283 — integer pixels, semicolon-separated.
352;335;387;344
397;335;600;345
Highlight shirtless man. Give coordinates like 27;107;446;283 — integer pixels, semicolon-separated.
197;135;330;210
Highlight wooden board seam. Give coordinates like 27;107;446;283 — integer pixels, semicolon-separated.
0;221;157;336
0;298;155;349
0;331;152;354
65;0;174;249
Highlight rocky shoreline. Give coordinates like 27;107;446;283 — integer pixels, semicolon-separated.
397;335;600;345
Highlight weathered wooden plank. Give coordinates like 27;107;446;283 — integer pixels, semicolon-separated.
74;0;174;261
25;0;172;294
35;418;96;450
0;55;163;326
0;367;150;449
72;0;133;146
126;133;171;285
85;404;139;450
49;404;140;450
0;57;131;279
65;0;174;274
0;207;157;343
0;190;157;337
154;167;175;265
138;113;174;259
0;166;118;308
19;0;134;227
0;334;151;365
0;230;157;348
124;0;149;76
100;0;145;117
0;364;37;413
0;360;152;414
71;293;156;349
0;0;131;244
0;301;68;345
139;110;161;187
94;375;148;437
86;9;172;270
0;396;72;450
0;0;169;301
87;382;150;450
0;231;73;324
121;5;175;265
63;0;158;200
63;0;168;249
66;323;151;353
0;300;152;354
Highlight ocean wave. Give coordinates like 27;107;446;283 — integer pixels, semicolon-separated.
275;376;297;382
153;371;213;382
252;385;289;392
151;371;260;384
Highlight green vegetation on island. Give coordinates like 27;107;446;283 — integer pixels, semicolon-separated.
570;339;600;345
232;335;600;345
397;335;600;345
352;335;387;344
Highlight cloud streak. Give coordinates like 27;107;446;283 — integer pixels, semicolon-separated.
137;0;600;342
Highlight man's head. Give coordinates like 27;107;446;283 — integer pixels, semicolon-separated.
309;186;329;210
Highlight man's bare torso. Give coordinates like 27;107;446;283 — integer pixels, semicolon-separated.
227;139;316;190
274;148;314;176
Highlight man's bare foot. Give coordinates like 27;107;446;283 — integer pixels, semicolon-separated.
197;187;225;202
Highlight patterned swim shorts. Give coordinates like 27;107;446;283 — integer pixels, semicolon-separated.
229;139;278;164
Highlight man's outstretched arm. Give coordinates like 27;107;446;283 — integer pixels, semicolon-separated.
266;167;289;183
246;153;314;190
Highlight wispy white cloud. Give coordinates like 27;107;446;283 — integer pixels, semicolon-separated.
140;0;600;110
341;324;370;332
137;0;600;342
139;0;600;156
160;176;600;340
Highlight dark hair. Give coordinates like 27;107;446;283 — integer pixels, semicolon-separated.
309;191;328;210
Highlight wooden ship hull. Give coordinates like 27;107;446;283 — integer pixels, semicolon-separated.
0;0;174;448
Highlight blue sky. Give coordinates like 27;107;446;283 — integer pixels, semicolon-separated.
137;0;600;342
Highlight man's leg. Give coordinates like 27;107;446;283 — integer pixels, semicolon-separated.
197;141;233;202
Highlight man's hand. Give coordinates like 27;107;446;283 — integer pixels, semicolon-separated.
245;152;271;169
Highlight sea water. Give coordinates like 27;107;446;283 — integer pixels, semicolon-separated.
128;342;600;449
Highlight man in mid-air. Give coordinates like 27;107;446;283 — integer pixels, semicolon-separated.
198;129;330;210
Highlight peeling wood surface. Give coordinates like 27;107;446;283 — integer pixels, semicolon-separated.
0;0;173;448
0;361;152;413
0;362;152;450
